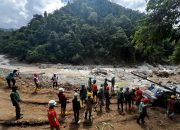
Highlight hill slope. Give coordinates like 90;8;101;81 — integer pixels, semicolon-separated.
0;0;144;64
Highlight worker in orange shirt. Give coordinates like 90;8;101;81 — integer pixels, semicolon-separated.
48;100;60;130
92;80;98;103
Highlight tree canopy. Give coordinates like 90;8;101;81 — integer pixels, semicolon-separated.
0;0;179;64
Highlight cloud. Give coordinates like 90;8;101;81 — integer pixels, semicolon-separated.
0;0;146;29
111;0;147;12
0;0;65;29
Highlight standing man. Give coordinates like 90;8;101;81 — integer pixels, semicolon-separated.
104;78;108;91
58;88;68;116
80;85;87;107
124;87;132;111
167;95;176;119
48;100;60;130
104;86;110;110
33;73;40;92
95;85;104;112
72;93;81;124
92;80;98;103
110;77;115;93
51;74;58;88
117;87;124;112
85;92;94;121
6;70;18;88
10;86;23;120
137;98;149;124
88;77;92;92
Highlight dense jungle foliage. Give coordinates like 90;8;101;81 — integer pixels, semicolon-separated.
0;0;179;64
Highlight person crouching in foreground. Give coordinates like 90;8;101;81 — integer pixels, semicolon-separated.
137;98;149;124
48;100;60;130
72;92;81;124
10;86;23;120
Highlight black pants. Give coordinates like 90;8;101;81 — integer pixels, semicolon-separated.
125;100;131;110
74;110;79;123
7;79;16;88
53;82;58;88
118;100;123;112
106;99;110;109
85;108;92;120
15;104;21;119
137;113;146;124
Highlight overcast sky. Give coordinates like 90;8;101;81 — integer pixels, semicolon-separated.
0;0;147;29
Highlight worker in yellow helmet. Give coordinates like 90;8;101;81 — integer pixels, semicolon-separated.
84;92;94;121
167;95;176;119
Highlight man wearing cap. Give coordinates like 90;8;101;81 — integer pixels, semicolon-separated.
10;86;23;119
58;88;68;116
137;98;149;124
48;100;60;130
167;95;176;119
72;93;81;124
6;70;18;88
85;92;94;120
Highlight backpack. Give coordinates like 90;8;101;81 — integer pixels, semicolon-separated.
117;91;124;100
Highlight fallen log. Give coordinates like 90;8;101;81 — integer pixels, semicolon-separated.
131;72;180;95
0;120;49;126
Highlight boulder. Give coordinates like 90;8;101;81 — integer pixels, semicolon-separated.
91;68;107;75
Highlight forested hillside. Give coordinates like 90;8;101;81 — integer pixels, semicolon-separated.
0;0;179;64
0;0;143;64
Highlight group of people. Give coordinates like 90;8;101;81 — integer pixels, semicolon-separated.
5;70;178;130
47;78;150;130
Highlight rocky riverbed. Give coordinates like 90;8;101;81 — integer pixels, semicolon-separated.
0;55;179;89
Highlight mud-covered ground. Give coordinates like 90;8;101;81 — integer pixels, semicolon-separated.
0;76;180;130
0;55;180;130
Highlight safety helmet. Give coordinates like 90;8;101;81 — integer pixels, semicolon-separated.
48;100;57;107
59;87;64;92
74;92;79;98
143;98;149;103
93;79;96;83
87;92;92;97
171;95;176;99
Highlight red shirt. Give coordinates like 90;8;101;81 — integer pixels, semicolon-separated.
136;89;142;96
168;99;176;111
58;92;67;103
92;84;98;92
48;108;60;128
